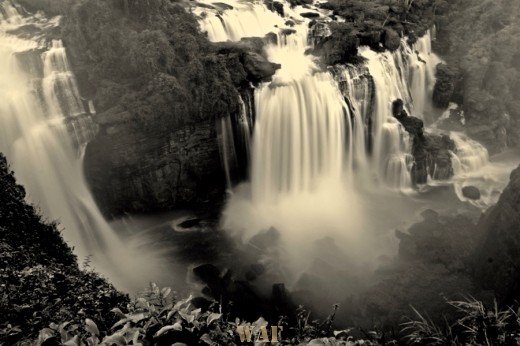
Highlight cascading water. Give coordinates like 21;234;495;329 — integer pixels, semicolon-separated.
195;0;501;288
0;1;161;291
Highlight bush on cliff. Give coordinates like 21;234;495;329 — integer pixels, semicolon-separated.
58;0;241;131
0;154;128;345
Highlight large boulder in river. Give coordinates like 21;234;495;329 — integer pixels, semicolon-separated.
462;186;481;200
473;165;520;303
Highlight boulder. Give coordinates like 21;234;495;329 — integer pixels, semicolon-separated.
462;186;481;200
300;11;320;19
265;0;284;17
243;52;281;83
382;27;400;51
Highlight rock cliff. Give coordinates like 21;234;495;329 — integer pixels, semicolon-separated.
84;107;225;216
473;165;520;303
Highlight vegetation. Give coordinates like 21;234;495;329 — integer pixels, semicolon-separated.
437;0;520;151
35;0;246;132
0;154;128;346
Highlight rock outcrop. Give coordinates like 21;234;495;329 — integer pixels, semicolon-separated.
84;107;225;217
392;99;455;184
473;165;520;303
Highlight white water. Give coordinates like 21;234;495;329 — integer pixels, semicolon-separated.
196;0;502;283
0;1;162;291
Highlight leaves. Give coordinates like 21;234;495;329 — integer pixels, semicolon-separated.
206;313;222;326
85;318;100;336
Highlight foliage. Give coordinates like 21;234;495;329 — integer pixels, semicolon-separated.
33;285;395;346
319;0;439;38
55;0;241;131
0;154;128;346
439;0;520;148
402;297;520;345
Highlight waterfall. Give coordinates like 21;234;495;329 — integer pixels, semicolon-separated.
0;1;159;291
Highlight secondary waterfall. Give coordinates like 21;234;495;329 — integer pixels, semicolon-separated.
0;1;159;291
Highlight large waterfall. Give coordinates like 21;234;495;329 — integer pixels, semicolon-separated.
198;0;443;197
196;0;496;278
0;1;160;291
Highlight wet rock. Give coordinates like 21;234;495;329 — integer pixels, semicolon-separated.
248;227;280;252
264;32;278;45
382;27;400;51
300;11;320;19
243;52;281;83
281;28;297;36
212;2;234;10
462;186;481;200
265;0;284;17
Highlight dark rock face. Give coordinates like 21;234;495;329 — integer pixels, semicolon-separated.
243;52;281;83
84;110;225;217
462;186;481;200
300;12;320;19
382;27;400;51
264;0;284;17
433;63;463;109
311;22;359;65
213;39;280;85
392;99;455;184
473;166;520;303
363;210;482;325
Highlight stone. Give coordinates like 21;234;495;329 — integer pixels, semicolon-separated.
382;27;400;51
243;52;281;83
248;227;280;252
300;11;320;19
265;0;284;17
462;186;481;200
